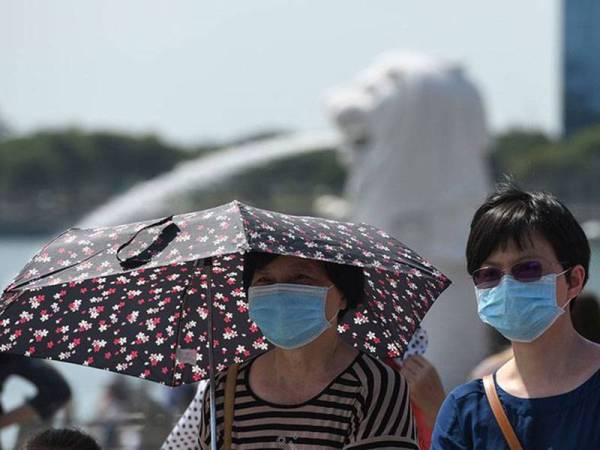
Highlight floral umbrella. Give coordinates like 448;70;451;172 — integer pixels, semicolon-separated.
0;201;451;387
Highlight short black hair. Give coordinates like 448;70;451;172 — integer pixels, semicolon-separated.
466;182;590;288
243;252;365;317
23;429;101;450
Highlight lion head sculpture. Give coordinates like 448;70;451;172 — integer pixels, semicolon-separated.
326;51;490;262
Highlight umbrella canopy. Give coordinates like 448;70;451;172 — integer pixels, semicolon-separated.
0;201;450;386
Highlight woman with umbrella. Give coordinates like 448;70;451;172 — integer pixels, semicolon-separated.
165;251;419;450
1;201;449;449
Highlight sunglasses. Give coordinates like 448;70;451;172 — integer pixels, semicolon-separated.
472;260;568;289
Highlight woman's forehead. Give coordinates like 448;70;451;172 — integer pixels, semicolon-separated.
486;232;558;263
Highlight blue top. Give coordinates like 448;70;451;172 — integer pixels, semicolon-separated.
431;369;600;449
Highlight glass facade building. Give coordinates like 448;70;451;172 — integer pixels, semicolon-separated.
563;0;600;135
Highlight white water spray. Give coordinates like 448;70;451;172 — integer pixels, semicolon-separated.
78;131;338;227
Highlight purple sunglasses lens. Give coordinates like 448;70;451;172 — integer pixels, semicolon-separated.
512;260;543;282
473;267;503;288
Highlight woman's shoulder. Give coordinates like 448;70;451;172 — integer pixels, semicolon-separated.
353;352;407;390
362;351;401;373
436;378;486;426
347;354;417;444
431;380;489;448
435;381;485;423
440;378;488;417
448;378;485;401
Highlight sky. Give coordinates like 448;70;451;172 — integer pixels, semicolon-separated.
1;0;560;145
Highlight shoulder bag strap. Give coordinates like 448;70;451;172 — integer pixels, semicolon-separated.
223;364;239;450
482;374;523;450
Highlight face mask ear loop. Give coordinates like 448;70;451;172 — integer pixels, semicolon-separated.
326;310;340;325
560;296;575;312
557;267;571;278
554;267;579;312
324;285;340;324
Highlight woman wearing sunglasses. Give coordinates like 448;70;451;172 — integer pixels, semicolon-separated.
431;184;600;449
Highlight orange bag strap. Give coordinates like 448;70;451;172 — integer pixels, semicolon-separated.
223;364;239;450
483;374;523;450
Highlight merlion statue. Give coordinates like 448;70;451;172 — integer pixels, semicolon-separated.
326;51;492;389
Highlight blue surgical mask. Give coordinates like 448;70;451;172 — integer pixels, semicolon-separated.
248;283;337;349
475;273;569;343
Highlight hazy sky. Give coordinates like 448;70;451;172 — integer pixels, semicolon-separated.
1;0;560;144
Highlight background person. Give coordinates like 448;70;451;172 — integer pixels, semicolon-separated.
386;328;446;450
21;428;101;450
0;354;71;450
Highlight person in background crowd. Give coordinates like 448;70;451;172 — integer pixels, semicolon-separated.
94;379;133;449
21;428;101;450
400;355;445;449
432;184;600;449
0;354;71;450
386;328;446;450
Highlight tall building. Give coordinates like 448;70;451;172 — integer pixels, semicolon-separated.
563;0;600;135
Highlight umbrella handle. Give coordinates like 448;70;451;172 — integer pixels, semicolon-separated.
117;216;181;270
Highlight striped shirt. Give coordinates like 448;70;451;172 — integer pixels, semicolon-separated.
199;352;418;449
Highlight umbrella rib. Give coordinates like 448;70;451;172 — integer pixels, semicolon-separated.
7;249;107;292
234;201;252;253
205;257;219;450
0;290;22;318
6;228;79;289
170;258;202;387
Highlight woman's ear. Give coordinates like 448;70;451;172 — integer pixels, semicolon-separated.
567;265;586;299
334;288;348;311
340;296;348;310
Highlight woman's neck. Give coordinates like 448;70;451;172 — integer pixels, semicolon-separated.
249;329;358;405
270;328;348;381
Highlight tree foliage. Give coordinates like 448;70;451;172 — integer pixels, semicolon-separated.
0;129;208;233
490;126;600;202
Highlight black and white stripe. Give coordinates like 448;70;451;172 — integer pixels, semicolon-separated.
198;352;417;450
